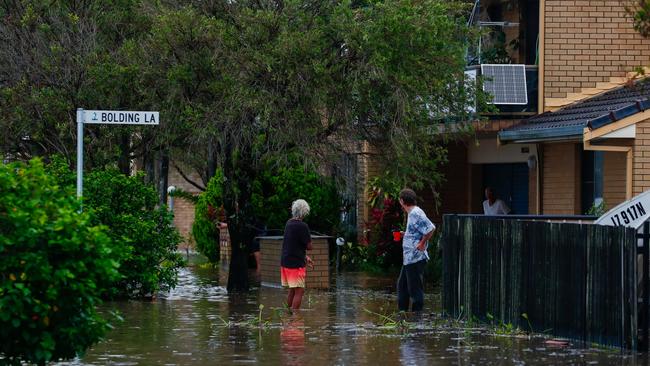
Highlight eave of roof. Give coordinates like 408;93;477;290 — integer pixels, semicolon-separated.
498;80;650;144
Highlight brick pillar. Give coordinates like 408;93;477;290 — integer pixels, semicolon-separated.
259;236;330;289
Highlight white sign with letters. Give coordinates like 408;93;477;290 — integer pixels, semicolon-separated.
83;110;159;125
595;190;650;229
75;108;159;200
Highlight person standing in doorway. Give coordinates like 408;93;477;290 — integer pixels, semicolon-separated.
397;188;435;312
281;199;314;310
483;187;511;215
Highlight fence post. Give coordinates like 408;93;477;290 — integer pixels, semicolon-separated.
640;221;650;352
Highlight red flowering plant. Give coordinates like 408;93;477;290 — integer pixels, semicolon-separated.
363;179;405;270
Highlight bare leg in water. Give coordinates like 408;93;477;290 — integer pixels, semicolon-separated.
287;288;295;309
290;288;305;310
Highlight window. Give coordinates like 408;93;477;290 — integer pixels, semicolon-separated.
581;150;604;214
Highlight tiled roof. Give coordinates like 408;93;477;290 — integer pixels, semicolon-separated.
499;80;650;143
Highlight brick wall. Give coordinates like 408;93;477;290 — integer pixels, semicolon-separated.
633;118;650;195
544;0;650;100
603;151;627;208
259;237;330;289
168;162;204;247
542;142;581;214
357;143;382;243
430;143;470;223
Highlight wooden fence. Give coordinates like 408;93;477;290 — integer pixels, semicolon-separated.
441;215;639;349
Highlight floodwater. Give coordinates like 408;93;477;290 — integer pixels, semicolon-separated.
58;256;646;365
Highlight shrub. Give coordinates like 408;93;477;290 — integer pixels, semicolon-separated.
0;159;119;364
192;170;224;263
251;165;340;234
83;169;185;298
361;181;405;271
46;158;185;298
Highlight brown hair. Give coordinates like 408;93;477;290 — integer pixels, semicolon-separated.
399;188;417;206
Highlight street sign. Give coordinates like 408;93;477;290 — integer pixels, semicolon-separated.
83;110;159;125
595;190;650;229
76;108;159;200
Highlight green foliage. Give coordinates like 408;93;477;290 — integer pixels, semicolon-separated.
363;308;410;333
192;171;225;263
46;161;185;298
362;178;406;271
586;200;607;217
0;159;119;364
627;0;650;38
83;169;185;298
339;241;371;270
251;163;340;234
169;187;199;204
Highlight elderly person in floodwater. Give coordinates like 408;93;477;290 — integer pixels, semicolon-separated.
281;199;314;310
398;188;435;312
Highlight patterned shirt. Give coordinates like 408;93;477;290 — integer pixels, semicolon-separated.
402;206;435;265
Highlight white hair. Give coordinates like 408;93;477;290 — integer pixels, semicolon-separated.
291;199;310;219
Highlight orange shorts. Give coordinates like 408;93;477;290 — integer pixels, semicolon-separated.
281;266;306;288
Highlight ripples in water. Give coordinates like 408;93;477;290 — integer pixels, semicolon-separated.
52;261;645;365
159;267;227;301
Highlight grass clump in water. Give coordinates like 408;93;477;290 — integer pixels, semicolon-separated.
363;308;410;333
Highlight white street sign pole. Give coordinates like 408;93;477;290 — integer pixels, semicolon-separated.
76;108;84;199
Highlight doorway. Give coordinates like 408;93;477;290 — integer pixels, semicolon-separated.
482;163;529;214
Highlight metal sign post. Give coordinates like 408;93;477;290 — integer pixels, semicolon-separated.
76;108;159;200
77;108;84;198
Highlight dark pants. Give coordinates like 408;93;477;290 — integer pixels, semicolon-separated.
397;259;426;312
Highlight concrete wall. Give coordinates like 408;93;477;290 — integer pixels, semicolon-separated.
543;0;650;100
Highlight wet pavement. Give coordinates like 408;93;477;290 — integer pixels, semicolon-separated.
56;256;648;365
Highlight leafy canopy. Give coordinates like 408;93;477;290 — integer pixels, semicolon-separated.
0;159;119;365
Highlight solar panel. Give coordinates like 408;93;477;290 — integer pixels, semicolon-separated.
481;64;528;105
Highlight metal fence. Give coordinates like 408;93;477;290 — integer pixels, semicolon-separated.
441;214;639;349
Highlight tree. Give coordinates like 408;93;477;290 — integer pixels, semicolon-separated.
0;0;172;192
195;0;477;291
46;158;185;298
0;159;119;364
1;0;481;292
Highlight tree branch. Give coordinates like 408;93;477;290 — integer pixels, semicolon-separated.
172;161;206;191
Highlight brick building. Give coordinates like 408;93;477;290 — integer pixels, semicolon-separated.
167;164;203;249
171;0;650;245
354;0;650;227
497;0;650;215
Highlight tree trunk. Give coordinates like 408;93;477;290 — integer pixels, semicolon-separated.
225;213;251;293
207;141;217;182
118;132;130;175
223;141;251;293
144;151;155;186
158;149;169;206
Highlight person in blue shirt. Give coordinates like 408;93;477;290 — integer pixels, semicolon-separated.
397;188;436;312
